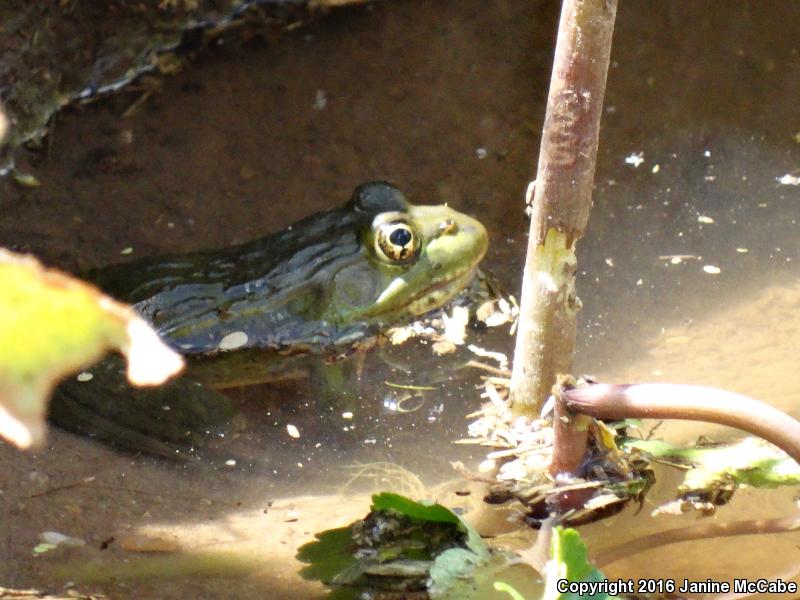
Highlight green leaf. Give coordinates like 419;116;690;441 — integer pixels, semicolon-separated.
32;543;58;556
371;492;488;560
297;493;490;599
296;527;359;584
494;581;526;600
544;527;616;600
371;492;463;526
428;547;485;598
0;249;183;449
625;437;800;490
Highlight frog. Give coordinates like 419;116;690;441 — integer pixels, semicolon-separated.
49;182;489;460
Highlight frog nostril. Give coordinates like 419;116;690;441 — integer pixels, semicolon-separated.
438;219;458;235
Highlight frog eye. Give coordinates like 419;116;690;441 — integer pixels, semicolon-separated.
374;219;420;264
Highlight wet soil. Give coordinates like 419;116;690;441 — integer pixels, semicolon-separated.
1;0;800;598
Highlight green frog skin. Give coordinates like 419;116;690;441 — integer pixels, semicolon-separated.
49;182;488;458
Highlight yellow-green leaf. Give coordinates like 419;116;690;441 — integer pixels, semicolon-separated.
0;249;183;449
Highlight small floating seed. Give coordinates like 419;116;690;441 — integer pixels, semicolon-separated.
13;172;41;187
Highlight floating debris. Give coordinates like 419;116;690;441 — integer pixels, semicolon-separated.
624;152;644;167
286;424;300;438
442;305;469;346
39;531;86;547
313;89;327;110
467;345;509;371
478;458;497;473
659;254;701;264
703;265;721;275
777;174;800;186
475;296;518;330
525;179;536;207
385;269;517;353
12;172;41;188
464;376;654;527
697;215;714;224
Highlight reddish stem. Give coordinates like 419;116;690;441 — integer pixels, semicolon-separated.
563;383;800;464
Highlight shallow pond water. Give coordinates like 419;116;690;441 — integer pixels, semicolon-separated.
1;0;799;598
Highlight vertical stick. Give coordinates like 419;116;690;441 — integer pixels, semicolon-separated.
550;376;592;476
510;0;618;413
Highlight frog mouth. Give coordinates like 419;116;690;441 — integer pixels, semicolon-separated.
404;266;479;316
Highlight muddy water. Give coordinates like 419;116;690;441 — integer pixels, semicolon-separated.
1;0;799;598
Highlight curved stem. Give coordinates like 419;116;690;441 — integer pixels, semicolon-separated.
562;383;800;464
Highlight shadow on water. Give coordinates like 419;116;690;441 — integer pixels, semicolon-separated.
1;0;799;597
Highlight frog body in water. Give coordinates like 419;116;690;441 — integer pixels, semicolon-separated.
50;182;488;458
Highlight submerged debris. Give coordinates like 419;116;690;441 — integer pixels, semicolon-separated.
627;437;800;517
463;377;653;528
297;492;492;598
0;587;106;600
385;269;518;357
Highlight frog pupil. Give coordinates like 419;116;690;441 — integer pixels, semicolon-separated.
389;227;412;247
